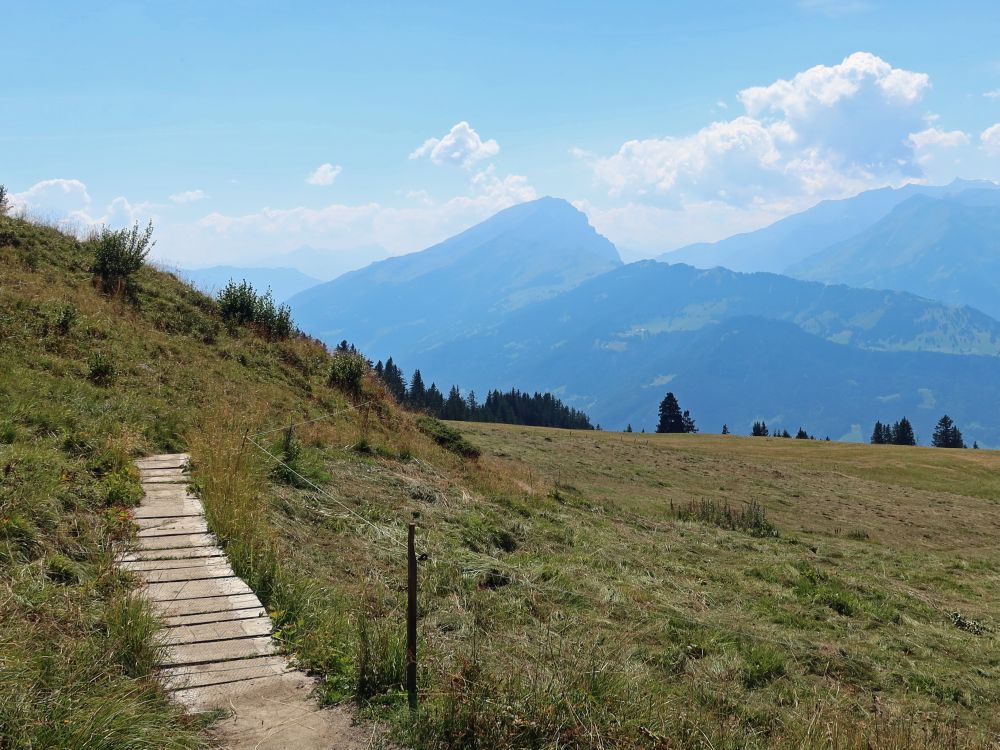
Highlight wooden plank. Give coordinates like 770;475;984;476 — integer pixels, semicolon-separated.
135;452;189;467
136;519;209;536
160;617;272;646
160;655;292;691
123;556;226;572
145;576;252;602
138;533;216;550
138;562;235;584
133;503;203;520
160;635;277;667
135;515;206;530
119;545;226;562
162;606;268;628
142;476;189;485
139;467;187;479
150;592;263;618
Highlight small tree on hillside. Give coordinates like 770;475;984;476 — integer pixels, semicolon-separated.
795;427;810;440
91;220;155;297
932;414;965;448
0;184;10;215
751;421;769;437
625;423;633;433
871;421;887;445
656;392;693;433
721;424;730;435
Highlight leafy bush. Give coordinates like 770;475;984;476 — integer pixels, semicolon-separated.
218;280;293;339
328;352;366;399
91;220;155;296
416;416;481;459
0;184;9;215
87;351;116;386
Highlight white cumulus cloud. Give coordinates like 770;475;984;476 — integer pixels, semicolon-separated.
306;163;343;186
982;124;1000;156
409;121;500;168
169;189;207;203
590;52;934;211
10;178;152;232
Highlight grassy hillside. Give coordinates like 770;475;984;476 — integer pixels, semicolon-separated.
3;213;999;749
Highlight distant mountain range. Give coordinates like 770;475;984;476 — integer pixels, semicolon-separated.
286;190;1000;446
788;190;1000;319
661;179;999;275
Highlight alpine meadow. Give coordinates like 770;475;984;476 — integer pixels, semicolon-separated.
3;3;1000;749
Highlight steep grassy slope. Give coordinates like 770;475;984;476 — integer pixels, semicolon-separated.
0;214;412;747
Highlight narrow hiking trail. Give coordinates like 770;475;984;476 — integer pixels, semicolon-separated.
121;453;376;749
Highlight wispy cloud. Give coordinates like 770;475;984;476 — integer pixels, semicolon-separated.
305;163;342;186
169;189;207;203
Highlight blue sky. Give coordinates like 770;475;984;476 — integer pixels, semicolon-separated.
4;0;1000;269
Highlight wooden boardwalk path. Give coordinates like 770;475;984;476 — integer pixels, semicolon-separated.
122;453;374;749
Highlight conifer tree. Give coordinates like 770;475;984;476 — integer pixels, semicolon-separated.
932;414;965;448
871;421;886;445
795;427;809;440
625;424;633;433
656;392;687;433
892;417;916;446
721;424;730;435
751;421;769;437
409;369;426;408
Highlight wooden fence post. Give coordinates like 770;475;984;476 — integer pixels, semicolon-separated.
407;521;418;712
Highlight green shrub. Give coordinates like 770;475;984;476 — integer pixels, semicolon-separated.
87;351;116;386
0;184;9;215
328;352;366;399
104;468;143;507
671;498;778;538
218;280;293;340
91;220;155;296
416;416;481;459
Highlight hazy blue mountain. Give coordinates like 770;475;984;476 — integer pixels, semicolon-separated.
178;265;321;302
661;179;999;273
257;244;392;281
406;261;1000;443
787;191;1000;319
288;196;622;354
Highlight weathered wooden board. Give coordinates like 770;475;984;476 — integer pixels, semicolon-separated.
160;635;277;667
150;592;263;618
160;617;273;646
145;576;253;602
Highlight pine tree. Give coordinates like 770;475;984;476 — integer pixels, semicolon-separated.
656;392;686;433
871;421;886;445
795;427;809;440
380;357;407;402
751;421;769;437
721;424;730;435
408;370;426;409
892;417;916;446
780;429;791;438
682;410;698;434
973;441;979;449
625;424;633;433
932;414;965;448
